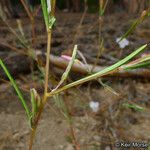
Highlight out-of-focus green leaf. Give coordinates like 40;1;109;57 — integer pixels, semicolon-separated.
99;0;108;16
123;103;144;111
119;10;149;42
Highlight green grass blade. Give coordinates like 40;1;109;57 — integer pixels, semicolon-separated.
123;103;144;111
41;0;49;29
121;54;150;70
49;15;56;29
119;10;149;42
99;0;108;16
119;19;139;42
0;59;31;119
30;89;38;117
41;0;56;29
47;44;147;96
53;45;78;90
63;44;147;87
123;61;150;70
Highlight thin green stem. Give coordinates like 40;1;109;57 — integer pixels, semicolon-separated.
46;44;147;98
28;29;51;150
44;29;52;95
28;100;45;150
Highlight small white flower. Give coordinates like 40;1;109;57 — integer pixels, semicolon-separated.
116;37;129;49
47;0;51;14
89;101;100;112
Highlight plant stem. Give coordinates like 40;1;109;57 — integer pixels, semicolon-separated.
29;28;52;150
70;124;80;150
44;29;52;95
29;101;45;150
46;44;147;98
20;0;32;20
92;0;107;71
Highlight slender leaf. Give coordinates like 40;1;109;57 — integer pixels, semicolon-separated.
0;59;31;119
99;0;108;16
53;45;78;91
41;0;49;29
119;10;149;42
41;0;56;29
123;103;144;111
49;16;56;29
121;54;150;70
119;19;139;42
30;89;38;117
47;44;147;97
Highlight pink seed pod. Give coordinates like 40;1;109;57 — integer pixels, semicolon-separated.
61;55;84;66
61;55;72;61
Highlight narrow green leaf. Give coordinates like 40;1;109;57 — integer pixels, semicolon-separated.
30;88;41;128
47;44;147;97
99;0;108;16
119;19;139;42
41;0;56;29
123;103;144;111
53;45;78;91
49;16;56;29
121;54;150;70
119;10;149;42
64;44;147;87
124;61;150;70
0;59;31;119
41;0;49;29
30;89;38;117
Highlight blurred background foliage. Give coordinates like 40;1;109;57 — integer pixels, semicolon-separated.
0;0;149;19
10;0;149;13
